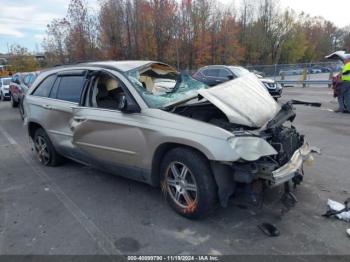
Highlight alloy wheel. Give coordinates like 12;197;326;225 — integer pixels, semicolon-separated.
34;136;50;165
165;161;198;209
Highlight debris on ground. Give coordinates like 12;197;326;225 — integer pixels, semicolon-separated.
290;100;322;107
323;199;350;222
258;223;280;237
310;146;321;154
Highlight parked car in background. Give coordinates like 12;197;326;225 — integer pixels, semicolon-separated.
0;77;12;101
251;69;265;77
20;72;40;118
23;61;313;219
310;65;332;73
307;68;322;74
9;71;39;119
279;68;303;76
193;65;283;99
9;72;28;107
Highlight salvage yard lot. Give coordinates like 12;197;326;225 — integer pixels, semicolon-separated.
0;86;349;255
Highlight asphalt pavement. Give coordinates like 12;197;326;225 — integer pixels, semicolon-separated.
0;86;349;255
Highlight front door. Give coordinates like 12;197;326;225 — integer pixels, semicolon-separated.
70;71;149;182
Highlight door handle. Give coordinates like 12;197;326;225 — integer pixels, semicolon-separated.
73;116;86;122
42;104;52;110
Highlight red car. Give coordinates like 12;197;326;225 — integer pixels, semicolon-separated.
9;71;39;118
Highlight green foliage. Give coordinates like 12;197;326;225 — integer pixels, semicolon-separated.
279;26;309;63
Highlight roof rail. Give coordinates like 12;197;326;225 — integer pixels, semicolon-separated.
53;59;100;67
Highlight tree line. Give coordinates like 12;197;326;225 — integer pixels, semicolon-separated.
41;0;350;70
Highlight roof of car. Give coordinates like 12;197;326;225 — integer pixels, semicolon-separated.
46;60;174;74
85;60;156;72
200;65;243;70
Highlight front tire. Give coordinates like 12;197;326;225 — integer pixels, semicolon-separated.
33;128;63;166
160;148;217;219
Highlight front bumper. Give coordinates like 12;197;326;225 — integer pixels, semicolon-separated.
1;89;10;96
270;143;313;186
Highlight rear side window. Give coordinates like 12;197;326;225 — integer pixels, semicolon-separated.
203;69;220;77
49;77;61;99
219;69;233;78
32;75;56;97
56;76;85;103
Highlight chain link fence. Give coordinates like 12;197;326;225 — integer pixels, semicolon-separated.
245;61;343;87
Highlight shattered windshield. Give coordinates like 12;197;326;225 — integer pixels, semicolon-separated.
127;66;209;108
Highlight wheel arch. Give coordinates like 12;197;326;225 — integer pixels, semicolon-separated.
150;142;213;187
28;121;44;139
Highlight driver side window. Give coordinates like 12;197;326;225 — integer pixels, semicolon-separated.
89;73;125;110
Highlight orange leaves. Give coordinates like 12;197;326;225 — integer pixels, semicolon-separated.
43;0;246;68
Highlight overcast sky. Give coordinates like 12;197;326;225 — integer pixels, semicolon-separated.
0;0;349;53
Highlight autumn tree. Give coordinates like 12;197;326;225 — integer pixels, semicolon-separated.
8;45;39;72
43;18;69;65
42;0;346;68
342;26;350;51
99;0;127;59
66;0;99;61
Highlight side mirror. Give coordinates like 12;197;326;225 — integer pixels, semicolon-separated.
117;95;140;113
227;75;234;80
118;95;128;111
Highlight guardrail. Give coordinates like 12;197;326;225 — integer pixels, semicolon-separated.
276;80;332;86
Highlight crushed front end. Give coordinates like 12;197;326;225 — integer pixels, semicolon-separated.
211;102;315;208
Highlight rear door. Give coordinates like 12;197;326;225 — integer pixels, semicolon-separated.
27;70;87;159
45;71;88;159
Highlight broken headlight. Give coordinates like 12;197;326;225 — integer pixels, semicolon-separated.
228;136;277;162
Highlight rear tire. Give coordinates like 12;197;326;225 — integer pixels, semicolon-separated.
160;147;217;219
33;128;63;166
11;96;18;107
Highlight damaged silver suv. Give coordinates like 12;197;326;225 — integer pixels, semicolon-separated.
23;61;314;218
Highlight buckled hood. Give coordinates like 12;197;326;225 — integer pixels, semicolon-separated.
198;73;280;128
